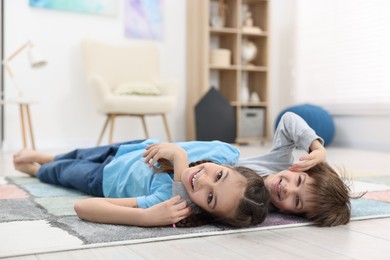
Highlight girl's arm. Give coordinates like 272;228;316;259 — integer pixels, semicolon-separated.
143;142;189;182
74;196;191;226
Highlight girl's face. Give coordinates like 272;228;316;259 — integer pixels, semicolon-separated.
181;163;246;218
264;170;316;214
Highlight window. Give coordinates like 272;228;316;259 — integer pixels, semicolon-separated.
293;0;390;115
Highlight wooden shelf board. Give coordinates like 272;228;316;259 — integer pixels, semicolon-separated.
241;65;267;71
244;0;269;4
231;101;268;107
209;27;239;34
209;65;239;70
241;30;268;37
209;65;268;72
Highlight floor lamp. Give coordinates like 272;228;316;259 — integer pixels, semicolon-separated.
1;41;47;149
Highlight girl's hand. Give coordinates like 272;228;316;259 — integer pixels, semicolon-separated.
289;140;327;172
143;142;185;168
144;196;192;226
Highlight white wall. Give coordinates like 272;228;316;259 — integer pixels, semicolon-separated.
270;0;390;153
332;115;390;152
291;0;390;152
4;0;389;153
268;0;298;127
3;0;186;151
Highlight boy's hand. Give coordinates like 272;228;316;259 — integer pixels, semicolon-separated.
289;139;327;172
143;142;185;168
144;196;192;226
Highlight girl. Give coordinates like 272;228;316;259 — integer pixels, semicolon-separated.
13;139;270;227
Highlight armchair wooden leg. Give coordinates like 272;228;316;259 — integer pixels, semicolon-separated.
162;113;173;142
141;115;149;139
109;114;116;144
97;115;111;146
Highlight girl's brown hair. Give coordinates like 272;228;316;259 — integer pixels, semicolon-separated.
155;159;270;228
221;166;270;227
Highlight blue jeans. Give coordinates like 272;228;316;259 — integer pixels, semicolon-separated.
36;140;145;196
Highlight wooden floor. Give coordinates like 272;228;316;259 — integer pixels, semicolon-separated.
1;144;390;260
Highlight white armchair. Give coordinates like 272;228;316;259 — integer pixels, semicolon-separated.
81;39;178;144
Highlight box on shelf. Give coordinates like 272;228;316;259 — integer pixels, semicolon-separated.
209;49;231;66
239;108;264;138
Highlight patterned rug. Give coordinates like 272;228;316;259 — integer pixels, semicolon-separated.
1;175;390;258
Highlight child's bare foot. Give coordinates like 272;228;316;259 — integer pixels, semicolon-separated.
14;161;40;176
13;149;34;164
13;149;55;165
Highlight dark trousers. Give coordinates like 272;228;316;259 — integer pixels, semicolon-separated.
37;140;145;196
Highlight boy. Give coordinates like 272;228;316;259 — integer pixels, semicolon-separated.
237;112;351;226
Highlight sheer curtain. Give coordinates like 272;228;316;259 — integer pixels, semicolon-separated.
293;0;390;115
1;0;3;143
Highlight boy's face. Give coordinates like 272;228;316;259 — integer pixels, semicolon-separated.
264;170;316;214
181;163;246;218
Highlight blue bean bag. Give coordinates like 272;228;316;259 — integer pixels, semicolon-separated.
274;104;335;146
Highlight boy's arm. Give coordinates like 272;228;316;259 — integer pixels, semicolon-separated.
74;196;191;226
238;112;326;173
143;142;189;181
289;139;327;172
272;112;326;171
273;112;323;151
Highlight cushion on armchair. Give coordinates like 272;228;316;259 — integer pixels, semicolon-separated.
113;81;162;96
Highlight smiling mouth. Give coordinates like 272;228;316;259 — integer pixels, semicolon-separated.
191;174;197;188
275;179;282;199
189;170;200;190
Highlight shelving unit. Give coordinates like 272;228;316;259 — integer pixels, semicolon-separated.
186;0;269;144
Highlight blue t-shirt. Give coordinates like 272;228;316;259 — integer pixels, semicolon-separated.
103;139;240;208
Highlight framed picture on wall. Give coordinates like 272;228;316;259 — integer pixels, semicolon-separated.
124;0;164;40
29;0;119;16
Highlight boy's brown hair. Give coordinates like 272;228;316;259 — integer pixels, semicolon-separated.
304;162;357;227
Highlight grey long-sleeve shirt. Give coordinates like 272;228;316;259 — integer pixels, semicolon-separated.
237;112;323;177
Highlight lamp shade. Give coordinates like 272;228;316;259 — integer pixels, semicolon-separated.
28;44;47;68
2;41;47;98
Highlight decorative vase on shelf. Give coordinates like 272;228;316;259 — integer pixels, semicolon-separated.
244;11;253;27
241;6;263;34
210;0;226;28
250;92;260;103
240;72;250;102
241;84;250;103
241;39;257;65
